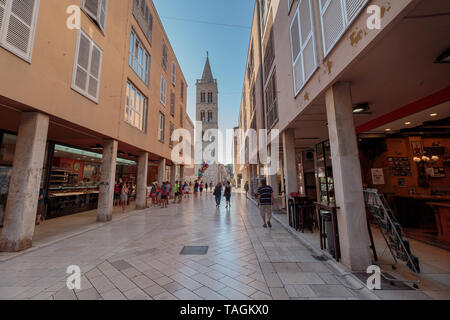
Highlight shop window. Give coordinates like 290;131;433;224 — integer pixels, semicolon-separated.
0;0;40;62
129;29;151;85
72;29;103;103
82;0;108;32
290;0;317;96
125;81;147;131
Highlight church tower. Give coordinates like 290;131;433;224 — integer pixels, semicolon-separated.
195;53;219;185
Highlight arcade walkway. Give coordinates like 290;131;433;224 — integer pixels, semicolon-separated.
0;194;445;300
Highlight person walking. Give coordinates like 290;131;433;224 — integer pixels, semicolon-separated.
256;178;274;228
244;181;249;199
213;182;222;207
199;181;204;196
121;184;129;213
224;181;232;209
113;182;120;207
160;182;168;208
194;181;199;196
205;182;208;195
155;183;161;206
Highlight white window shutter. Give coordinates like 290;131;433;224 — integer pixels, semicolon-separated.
290;13;301;62
320;0;345;56
74;32;90;92
88;44;101;99
3;0;39;61
0;0;6;36
99;0;107;31
344;0;368;25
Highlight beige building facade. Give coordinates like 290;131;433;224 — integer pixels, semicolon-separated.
235;0;450;271
0;0;191;251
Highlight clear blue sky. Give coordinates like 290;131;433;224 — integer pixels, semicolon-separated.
153;0;254;131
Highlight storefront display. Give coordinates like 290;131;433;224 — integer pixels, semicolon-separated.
315;141;335;205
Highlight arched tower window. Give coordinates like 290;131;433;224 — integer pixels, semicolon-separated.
201;111;205;122
201;92;206;103
208;111;213;122
208;92;213;103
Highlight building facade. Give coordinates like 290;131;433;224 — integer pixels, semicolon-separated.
0;0;190;252
235;0;450;271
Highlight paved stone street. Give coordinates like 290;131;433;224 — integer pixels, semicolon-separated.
1;193;380;300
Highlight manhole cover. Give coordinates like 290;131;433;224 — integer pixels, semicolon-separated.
180;246;209;255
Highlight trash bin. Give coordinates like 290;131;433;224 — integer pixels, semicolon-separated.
321;210;335;257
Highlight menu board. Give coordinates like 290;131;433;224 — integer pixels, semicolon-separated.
387;157;412;177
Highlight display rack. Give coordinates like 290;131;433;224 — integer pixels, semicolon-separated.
364;188;421;289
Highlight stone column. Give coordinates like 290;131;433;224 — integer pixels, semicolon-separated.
268;173;280;211
282;128;298;208
180;165;185;182
158;159;166;185
135;152;148;210
97;139;118;222
0;112;49;252
325;82;371;271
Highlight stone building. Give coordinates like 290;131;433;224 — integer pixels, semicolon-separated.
195;53;219;185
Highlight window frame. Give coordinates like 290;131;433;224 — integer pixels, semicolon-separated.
125;81;148;132
0;0;41;63
129;28;151;86
71;28;103;103
158;112;165;142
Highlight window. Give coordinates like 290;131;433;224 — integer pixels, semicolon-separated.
208;111;213;122
158;112;165;142
263;28;275;81
180;81;184;100
180;106;183;126
319;0;369;56
170;92;175;116
265;70;278;128
200;111;205;122
132;0;153;45
250;85;256;114
171;61;176;84
200;92;206;103
160;75;167;106
162;42;168;71
169;122;174;147
72;29;103;102
129;29;150;85
247;43;254;82
125;81;147;131
207;92;213;104
0;0;40;62
82;0;108;32
290;0;317;96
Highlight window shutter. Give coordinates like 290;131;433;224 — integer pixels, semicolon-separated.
0;0;6;35
320;0;345;56
88;44;101;99
344;0;368;24
3;0;39;60
99;0;107;31
74;32;90;92
84;0;99;18
73;30;102;102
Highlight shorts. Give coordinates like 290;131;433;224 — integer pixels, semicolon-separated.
225;194;231;201
260;205;272;220
161;195;167;200
114;193;120;200
200;188;203;192
121;195;128;203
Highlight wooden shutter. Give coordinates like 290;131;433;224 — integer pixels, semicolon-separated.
74;32;90;93
2;0;39;61
98;0;107;31
88;44;102;99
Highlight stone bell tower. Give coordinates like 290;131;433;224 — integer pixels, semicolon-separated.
195;52;219;185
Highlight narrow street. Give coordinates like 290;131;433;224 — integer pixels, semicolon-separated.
0;193;379;300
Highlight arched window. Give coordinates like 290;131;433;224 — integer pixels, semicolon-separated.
208;111;213;122
200;92;206;103
208;92;213;103
200;111;205;122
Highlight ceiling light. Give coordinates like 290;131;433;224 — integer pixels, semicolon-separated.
405;122;411;125
435;47;450;64
430;113;438;117
385;128;391;132
353;103;370;114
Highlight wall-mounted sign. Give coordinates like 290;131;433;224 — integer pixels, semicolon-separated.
371;168;385;185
